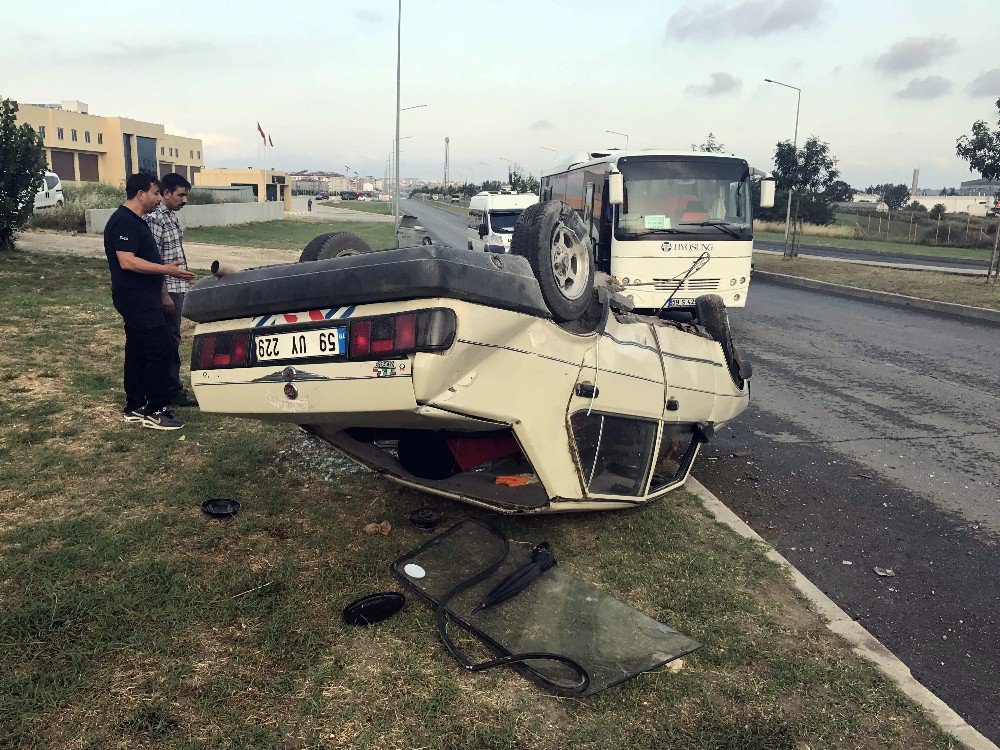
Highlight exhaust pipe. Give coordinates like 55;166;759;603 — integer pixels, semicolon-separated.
211;260;237;278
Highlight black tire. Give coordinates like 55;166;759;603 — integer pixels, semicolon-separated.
510;201;595;322
298;232;374;262
397;434;460;480
695;294;750;389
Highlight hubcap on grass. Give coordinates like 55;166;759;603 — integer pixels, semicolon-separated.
550;224;590;301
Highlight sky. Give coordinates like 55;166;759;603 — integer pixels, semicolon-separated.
2;0;999;189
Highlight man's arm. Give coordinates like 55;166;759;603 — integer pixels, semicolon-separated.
116;251;196;280
162;280;175;313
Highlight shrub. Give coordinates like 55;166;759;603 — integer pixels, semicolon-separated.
0;98;47;251
906;201;927;212
928;204;948;220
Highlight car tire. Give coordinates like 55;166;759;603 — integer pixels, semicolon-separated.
510;200;595;322
299;232;375;262
397;434;460;480
55;200;63;208
695;294;750;389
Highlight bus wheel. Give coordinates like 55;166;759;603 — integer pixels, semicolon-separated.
695;294;751;389
511;200;595;322
299;232;375;262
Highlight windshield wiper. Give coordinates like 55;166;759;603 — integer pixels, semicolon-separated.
622;228;683;235
678;221;742;239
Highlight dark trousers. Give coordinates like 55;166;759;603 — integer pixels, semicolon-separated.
166;292;187;400
122;308;172;412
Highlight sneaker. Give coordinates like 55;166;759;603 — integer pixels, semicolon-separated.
123;405;145;424
169;392;199;408
139;406;184;431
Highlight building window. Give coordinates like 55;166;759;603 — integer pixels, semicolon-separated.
190;150;193;158
85;131;91;143
197;150;201;159
57;127;64;140
161;146;165;155
97;133;103;144
39;125;46;139
71;129;77;142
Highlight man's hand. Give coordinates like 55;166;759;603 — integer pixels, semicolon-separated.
162;294;176;314
167;260;196;282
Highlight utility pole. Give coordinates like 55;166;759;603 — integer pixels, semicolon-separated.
393;0;401;239
764;78;802;259
443;137;450;189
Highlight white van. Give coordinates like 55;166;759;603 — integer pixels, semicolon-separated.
467;192;539;252
33;171;64;212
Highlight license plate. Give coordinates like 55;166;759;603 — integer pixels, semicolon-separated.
667;298;697;307
254;328;346;362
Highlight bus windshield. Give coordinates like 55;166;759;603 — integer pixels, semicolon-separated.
617;157;751;239
488;210;522;234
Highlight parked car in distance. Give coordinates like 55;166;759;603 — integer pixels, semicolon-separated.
33;171;64;212
315;193;330;201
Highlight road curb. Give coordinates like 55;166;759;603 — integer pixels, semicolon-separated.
684;477;997;750
754;270;1000;325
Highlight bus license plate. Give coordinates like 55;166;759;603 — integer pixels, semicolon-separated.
667;298;697;307
255;328;346;362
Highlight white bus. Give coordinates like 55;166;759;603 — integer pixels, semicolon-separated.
540;150;773;311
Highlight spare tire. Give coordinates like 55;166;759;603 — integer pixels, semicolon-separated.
510;201;595;322
299;232;374;262
695;294;751;390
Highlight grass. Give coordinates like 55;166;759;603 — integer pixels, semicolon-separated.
320;200;393;215
755;231;994;262
0;249;961;749
185;220;397;252
29;183;225;233
753;252;1000;310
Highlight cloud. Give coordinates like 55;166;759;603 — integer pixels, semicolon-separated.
529;120;554;131
967;68;1000;97
353;9;382;23
665;0;827;40
164;124;242;160
685;72;742;96
80;41;214;65
894;76;952;100
873;35;957;74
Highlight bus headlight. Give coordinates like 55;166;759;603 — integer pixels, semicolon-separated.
734;293;741;301
740;276;746;284
730;278;737;286
622;277;631;285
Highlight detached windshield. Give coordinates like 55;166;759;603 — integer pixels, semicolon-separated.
617;157;751;239
488;210;522;234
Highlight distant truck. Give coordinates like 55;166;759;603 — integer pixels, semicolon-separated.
467;191;539;252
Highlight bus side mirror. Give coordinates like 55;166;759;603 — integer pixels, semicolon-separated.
608;172;624;205
759;178;776;208
478;223;488;237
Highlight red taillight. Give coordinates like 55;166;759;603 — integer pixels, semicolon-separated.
350;320;372;357
231;333;248;367
370;316;395;353
194;332;249;370
198;336;216;369
395;313;416;350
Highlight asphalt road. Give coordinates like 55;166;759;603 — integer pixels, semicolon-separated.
401;197;999;740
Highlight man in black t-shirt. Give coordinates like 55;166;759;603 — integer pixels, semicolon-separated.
103;173;196;430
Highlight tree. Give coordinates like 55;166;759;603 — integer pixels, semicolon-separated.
773;136;840;194
956;98;1000;181
906;201;927;213
0;98;47;252
507;165;539;194
929;204;948;220
881;184;911;211
692;132;726;153
956;98;1000;282
824;180;855;202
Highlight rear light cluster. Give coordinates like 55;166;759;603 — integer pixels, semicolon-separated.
195;332;250;370
192;308;456;371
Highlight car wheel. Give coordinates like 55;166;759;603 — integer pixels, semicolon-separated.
510;200;595;322
55;199;63;208
422;236;433;245
298;232;375;262
397;434;460;480
695;294;751;389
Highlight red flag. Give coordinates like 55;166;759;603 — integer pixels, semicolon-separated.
256;122;265;141
268;134;274;147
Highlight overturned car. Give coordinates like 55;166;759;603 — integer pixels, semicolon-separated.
183;202;751;514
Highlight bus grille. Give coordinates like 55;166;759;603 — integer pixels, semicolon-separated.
652;278;721;292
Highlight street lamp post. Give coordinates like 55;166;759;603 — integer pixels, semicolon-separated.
606;130;629;149
764;78;801;258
